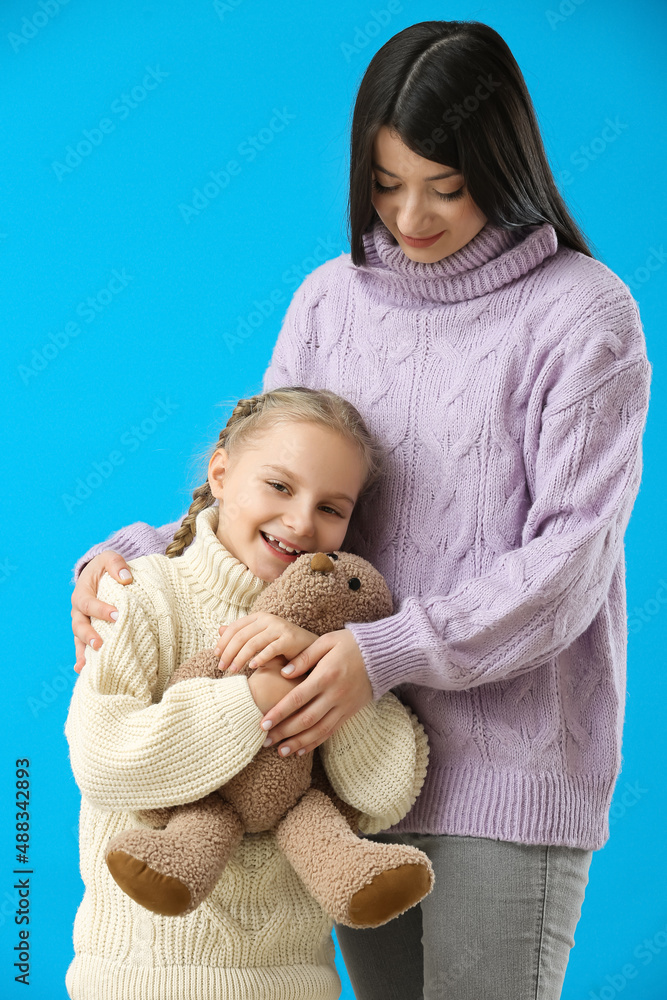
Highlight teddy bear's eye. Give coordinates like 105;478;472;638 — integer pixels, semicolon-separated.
348;577;361;591
327;552;339;560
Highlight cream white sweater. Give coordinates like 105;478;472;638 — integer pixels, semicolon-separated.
65;506;429;1000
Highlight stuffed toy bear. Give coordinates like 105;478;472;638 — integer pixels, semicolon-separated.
105;550;434;928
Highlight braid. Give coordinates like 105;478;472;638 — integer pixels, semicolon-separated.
165;482;215;558
222;395;265;439
165;394;267;559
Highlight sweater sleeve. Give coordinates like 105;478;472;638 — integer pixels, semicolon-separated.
319;694;429;834
72;517;184;583
64;571;266;811
347;306;652;699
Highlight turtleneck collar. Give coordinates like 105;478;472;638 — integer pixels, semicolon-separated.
356;218;559;304
175;506;269;622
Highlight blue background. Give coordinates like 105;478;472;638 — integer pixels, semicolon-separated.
1;1;665;997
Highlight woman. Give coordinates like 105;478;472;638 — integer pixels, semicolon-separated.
71;20;652;1000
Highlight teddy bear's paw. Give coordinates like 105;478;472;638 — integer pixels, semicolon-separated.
105;796;244;917
106;846;193;916
345;849;435;928
275;788;434;929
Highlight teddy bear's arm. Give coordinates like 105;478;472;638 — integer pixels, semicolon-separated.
318;693;429;834
65;572;266;813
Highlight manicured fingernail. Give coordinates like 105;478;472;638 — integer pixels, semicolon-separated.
279;746;290;756
297;748;306;756
282;664;294;675
89;638;98;649
119;569;132;581
248;659;257;669
110;611;119;621
261;720;273;731
262;736;273;747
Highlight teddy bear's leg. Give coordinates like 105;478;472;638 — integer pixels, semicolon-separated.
134;805;174;829
105;793;243;917
310;750;361;831
275;788;434;929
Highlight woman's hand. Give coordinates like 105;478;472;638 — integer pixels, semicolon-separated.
71;551;134;673
213;612;319;674
257;629;373;757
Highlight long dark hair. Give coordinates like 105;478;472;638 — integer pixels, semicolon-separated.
348;20;595;266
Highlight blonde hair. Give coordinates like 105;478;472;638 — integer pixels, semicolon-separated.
165;386;384;558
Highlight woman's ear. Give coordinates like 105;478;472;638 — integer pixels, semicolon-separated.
208;448;229;500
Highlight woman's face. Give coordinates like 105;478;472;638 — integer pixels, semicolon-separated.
370;126;488;263
208;420;368;582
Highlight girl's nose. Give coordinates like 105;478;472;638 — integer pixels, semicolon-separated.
283;505;315;538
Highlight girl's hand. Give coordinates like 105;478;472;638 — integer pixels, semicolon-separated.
258;629;373;757
213;612;319;674
71;550;134;673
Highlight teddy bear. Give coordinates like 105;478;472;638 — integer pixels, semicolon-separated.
105;550;434;929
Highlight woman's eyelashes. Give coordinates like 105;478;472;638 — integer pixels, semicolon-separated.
266;482;343;517
371;177;465;201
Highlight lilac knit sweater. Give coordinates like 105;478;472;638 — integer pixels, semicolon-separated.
74;219;651;851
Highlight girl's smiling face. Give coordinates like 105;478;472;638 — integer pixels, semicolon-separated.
371;125;488;263
208;420;368;582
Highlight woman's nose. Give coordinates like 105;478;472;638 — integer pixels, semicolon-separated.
396;194;433;235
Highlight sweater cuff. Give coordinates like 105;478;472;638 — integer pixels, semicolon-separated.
359;708;430;835
320;696;429;833
71;518;185;583
72;524;154;583
346;603;437;699
212;675;266;762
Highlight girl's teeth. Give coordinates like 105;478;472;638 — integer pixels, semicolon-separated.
265;533;301;554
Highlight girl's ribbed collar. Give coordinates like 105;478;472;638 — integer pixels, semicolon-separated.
175;505;269;620
357;218;559;304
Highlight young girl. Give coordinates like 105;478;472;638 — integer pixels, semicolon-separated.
70;19;652;1000
64;386;429;1000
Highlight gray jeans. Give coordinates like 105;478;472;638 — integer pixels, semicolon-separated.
335;832;592;1000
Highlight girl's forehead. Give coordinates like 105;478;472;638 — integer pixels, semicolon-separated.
240;421;358;458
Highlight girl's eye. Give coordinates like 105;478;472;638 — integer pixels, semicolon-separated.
371;177;465;202
268;483;341;516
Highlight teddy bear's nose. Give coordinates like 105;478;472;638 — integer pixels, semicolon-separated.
310;553;334;574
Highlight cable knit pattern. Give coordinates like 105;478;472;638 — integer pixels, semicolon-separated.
73;219;652;852
65;505;428;1000
261;219;652;851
